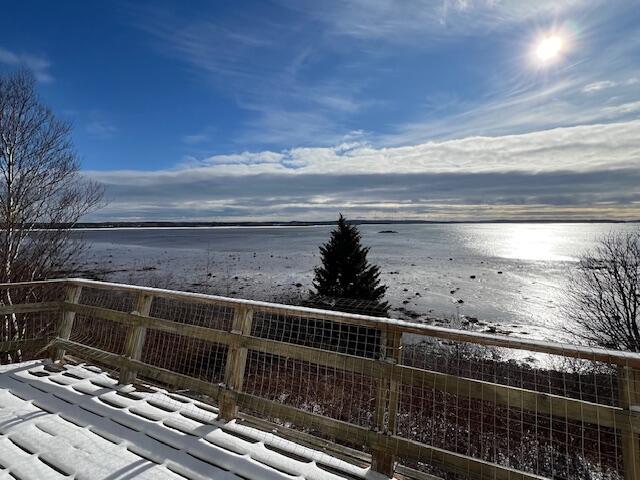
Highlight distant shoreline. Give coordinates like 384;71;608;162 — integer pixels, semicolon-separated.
69;219;640;229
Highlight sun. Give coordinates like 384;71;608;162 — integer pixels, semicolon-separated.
535;35;563;63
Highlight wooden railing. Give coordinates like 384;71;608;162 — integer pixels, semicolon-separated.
0;278;639;480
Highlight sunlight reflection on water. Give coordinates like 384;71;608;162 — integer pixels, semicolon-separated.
457;223;626;262
494;225;577;261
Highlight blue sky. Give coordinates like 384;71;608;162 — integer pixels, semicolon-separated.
2;0;640;221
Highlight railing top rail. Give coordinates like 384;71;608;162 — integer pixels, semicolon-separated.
3;277;640;367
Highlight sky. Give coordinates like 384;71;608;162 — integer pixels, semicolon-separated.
1;0;639;222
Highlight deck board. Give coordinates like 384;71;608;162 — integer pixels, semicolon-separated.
0;360;382;480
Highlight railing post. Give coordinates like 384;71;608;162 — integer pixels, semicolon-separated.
619;366;640;480
220;305;253;421
372;328;402;477
53;284;82;362
119;292;153;385
375;329;389;430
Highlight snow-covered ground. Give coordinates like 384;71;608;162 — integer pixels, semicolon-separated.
0;360;382;480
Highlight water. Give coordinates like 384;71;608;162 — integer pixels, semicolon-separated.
75;222;638;342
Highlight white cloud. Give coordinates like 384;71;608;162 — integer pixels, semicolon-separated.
89;120;640;179
582;80;616;93
86;120;640;221
236;108;349;146
281;0;592;42
602;101;640;117
0;47;53;83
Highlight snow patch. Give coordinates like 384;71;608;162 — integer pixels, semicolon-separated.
0;360;381;480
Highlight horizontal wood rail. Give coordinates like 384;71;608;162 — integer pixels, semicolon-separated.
0;302;61;316
0;337;51;354
3;277;640;368
60;301;640;432
2;278;640;479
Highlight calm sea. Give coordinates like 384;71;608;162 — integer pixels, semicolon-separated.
75;222;638;342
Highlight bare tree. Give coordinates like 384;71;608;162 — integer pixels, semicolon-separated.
0;71;103;351
566;231;640;352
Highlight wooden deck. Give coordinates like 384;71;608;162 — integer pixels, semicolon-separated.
0;359;388;480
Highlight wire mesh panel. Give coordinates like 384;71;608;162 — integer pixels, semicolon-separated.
2;281;65;304
402;339;619;405
138;296;234;384
0;282;63;363
79;285;137;313
243;351;380;430
141;330;228;383
397;338;629;479
149;296;234;330
252;309;381;358
240;305;386;448
69;313;128;356
68;286;134;356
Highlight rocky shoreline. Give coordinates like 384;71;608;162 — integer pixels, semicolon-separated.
75;257;539;343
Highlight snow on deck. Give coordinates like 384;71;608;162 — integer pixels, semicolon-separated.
0;360;382;480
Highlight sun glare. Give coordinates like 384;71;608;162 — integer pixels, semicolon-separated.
535;35;563;62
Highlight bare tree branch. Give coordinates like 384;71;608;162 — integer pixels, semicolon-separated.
565;231;640;352
0;70;104;354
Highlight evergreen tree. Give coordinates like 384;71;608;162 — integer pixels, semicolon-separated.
311;214;388;315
